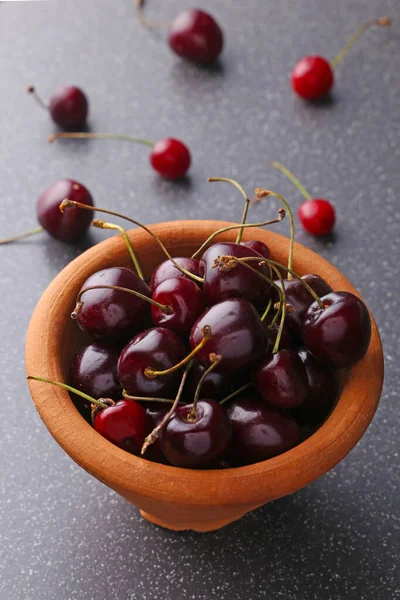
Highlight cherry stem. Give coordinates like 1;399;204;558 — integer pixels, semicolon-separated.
207;177;250;244
72;285;172;319
260;298;272;323
220;382;253;406
144;326;212;378
136;0;171;29
269;264;287;354
331;16;392;68
92;219;144;280
48;132;155;147
27;85;49;111
122;392;176;404
26;375;109;408
252;188;295;280
0;226;43;245
188;353;222;421
59;199;204;284
141;360;193;455
190;211;285;260
270;161;312;201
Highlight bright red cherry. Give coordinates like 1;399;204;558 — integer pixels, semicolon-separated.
150;138;191;179
151;277;204;334
168;10;223;65
28;85;88;129
93;399;150;455
303;292;372;368
150;257;200;291
254;349;309;409
291;56;334;100
227;395;301;465
161;399;231;468
298;199;336;236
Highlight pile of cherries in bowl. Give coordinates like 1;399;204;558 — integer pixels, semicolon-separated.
29;186;372;470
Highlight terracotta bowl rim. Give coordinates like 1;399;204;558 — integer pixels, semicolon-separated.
25;219;384;508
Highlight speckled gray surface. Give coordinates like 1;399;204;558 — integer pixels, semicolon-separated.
0;1;399;599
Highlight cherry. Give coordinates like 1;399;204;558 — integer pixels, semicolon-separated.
200;242;271;307
265;321;295;350
0;179;94;246
161;399;231;468
190;298;268;374
227;395;301;465
184;361;241;402
69;341;122;420
73;267;151;339
49;133;191;180
254;349;309;409
241;240;270;259
149;257;200;291
270;162;336;236
303;291;372;368
292;348;340;424
118;327;186;397
28;85;89;129
168;10;223;65
291;17;391;100
144;403;170;464
93;399;150;455
151;277;204;334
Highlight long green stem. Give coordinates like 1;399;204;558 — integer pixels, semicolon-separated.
49;132;155;146
270;161;312;200
27;376;108;408
136;0;171;28
92;220;144;280
191;212;285;260
141;360;193;455
59;199;204;283
188;354;222;421
269;264;287;354
220;382;253;406
260;299;272;323
122;392;175;404
0;226;43;245
207;177;250;244
331;16;391;68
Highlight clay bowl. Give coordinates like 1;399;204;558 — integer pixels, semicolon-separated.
25;220;383;532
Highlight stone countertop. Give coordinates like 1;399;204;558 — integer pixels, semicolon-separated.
0;0;399;598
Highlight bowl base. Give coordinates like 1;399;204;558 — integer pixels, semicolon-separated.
139;509;246;532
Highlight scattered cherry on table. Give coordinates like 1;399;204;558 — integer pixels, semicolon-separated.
28;84;89;129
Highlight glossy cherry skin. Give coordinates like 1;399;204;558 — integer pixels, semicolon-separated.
151;277;204;334
227;395;301;465
272;274;332;340
291;56;334;100
150;257;200;291
303;292;372;368
144;403;170;464
241;240;270;259
292;348;340;424
149;138;191;180
93;399;149;455
200;242;271;307
168;10;223;65
69;341;122;420
49;86;89;129
254;349;309;409
37;179;94;242
190;298;268;374
118;327;186;397
161;399;231;468
75;267;151;339
299;199;336;236
265;322;296;350
184;361;242;402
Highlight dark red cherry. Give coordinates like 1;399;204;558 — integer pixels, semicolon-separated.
184;361;241;402
200;242;271;307
265;322;295;350
149;138;191;179
49;86;89;129
168;9;223;65
161;399;231;468
190;298;268;374
241;240;270;259
254;349;309;409
227;395;301;465
69;341;122;420
118;327;186;397
303;292;372;368
299;199;336;236
292;348;340;424
75;267;151;339
150;257;200;291
291;56;334;100
151;277;204;334
272;274;332;339
37;179;94;242
144;403;170;464
93;399;149;455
